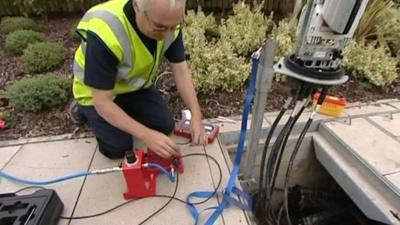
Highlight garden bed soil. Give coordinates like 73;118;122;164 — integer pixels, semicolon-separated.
0;15;399;141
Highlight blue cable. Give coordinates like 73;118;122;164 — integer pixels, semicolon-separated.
0;163;175;185
146;163;175;182
0;170;93;185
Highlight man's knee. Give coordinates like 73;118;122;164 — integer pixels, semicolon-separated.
156;117;175;135
97;137;132;159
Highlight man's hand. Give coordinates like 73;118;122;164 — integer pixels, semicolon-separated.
170;61;206;145
142;129;180;158
190;115;207;145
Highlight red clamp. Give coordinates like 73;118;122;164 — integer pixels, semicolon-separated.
174;119;219;143
122;149;184;200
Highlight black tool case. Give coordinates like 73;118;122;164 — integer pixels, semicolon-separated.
0;189;63;225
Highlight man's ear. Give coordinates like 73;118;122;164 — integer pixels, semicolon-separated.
132;0;139;13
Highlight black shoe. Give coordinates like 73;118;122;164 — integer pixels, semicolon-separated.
69;101;86;124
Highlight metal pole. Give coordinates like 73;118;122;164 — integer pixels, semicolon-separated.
241;38;276;180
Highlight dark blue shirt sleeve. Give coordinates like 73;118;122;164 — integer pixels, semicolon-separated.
84;31;119;90
165;30;185;63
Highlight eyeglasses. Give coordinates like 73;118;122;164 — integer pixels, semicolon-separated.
143;10;183;32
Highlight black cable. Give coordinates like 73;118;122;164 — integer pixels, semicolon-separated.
140;151;224;224
268;100;308;198
254;106;287;221
266;99;309;224
258;98;291;194
59;152;223;223
14;186;46;194
139;171;180;225
284;118;313;225
176;140;191;145
180;152;223;205
263;105;300;223
269;93;313;200
283;87;328;225
263;85;304;194
265;115;295;224
264;85;314;224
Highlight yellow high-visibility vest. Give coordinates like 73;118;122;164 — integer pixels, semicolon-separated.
72;0;179;105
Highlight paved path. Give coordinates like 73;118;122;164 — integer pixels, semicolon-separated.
0;134;250;225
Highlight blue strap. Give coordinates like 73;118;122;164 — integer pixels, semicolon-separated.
186;54;260;225
186;191;217;224
224;187;253;212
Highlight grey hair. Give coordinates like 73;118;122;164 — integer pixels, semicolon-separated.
138;0;186;11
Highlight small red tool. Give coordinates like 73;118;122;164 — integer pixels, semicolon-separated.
0;119;5;129
122;149;183;200
174;119;219;143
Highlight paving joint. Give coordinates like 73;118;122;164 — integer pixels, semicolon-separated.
365;117;400;144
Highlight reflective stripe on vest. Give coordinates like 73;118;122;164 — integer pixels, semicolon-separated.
74;9;176;89
74;9;146;88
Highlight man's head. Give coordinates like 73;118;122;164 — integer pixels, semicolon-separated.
134;0;185;40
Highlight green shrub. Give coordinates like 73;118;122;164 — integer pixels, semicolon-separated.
188;40;251;94
5;30;44;54
0;17;38;34
184;9;218;52
183;7;251;94
271;19;297;60
219;2;273;56
378;9;400;56
22;42;66;73
9;74;71;112
343;41;398;87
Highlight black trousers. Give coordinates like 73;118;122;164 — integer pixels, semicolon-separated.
78;87;175;159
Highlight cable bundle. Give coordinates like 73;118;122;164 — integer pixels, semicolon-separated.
253;82;329;225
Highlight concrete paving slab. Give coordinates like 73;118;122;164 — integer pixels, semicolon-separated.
69;136;233;225
385;173;400;191
204;140;251;225
368;113;400;137
324;118;400;175
0;145;21;169
0;138;97;225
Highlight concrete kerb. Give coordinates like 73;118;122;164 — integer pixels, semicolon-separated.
0;98;399;149
219;99;400;146
0;132;94;148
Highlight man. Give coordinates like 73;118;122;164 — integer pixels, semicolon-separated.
70;0;206;159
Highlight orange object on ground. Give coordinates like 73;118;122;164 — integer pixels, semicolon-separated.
313;93;347;117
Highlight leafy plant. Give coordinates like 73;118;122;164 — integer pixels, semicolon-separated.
377;7;400;56
188;40;251;94
219;2;273;56
184;8;217;52
5;30;44;54
183;6;252;94
8;74;71;112
355;0;398;42
343;41;398;87
22;42;66;73
0;16;38;34
270;19;297;60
